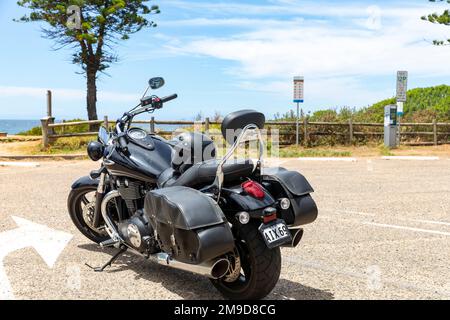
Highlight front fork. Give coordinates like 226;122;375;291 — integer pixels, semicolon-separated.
92;172;106;228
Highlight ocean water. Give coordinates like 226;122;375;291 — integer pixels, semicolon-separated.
0;119;190;135
0;119;40;135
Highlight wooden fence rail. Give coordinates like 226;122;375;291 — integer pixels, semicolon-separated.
40;115;450;148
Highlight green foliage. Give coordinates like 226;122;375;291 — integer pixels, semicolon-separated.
278;147;352;158
17;126;42;136
272;85;450;146
274;85;450;124
49;136;91;153
379;145;394;156
357;85;450;122
18;118;89;136
421;0;450;46
16;1;160;72
16;1;160;121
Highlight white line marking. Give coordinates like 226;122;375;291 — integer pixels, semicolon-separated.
297;157;357;162
381;156;439;161
0;162;40;168
411;219;450;227
364;222;450;237
282;255;450;298
323;208;450;227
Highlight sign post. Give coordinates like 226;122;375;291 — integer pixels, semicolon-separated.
293;76;304;146
396;71;408;146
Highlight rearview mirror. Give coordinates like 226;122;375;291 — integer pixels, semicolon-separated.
149;77;165;90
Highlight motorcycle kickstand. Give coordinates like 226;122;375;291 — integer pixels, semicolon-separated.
85;245;127;272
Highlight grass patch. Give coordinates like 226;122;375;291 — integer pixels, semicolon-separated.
279;147;352;158
378;145;394;156
35;137;91;155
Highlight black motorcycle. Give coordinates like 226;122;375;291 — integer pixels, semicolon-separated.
68;77;318;300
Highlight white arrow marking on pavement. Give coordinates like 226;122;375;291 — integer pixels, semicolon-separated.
0;216;73;299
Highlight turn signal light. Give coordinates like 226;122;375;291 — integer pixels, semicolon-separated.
242;180;265;199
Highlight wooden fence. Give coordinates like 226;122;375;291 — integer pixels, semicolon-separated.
40;90;450;147
40;115;450;148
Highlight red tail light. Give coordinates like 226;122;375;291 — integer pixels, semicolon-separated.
242;180;265;199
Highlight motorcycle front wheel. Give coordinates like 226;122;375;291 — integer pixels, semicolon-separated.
210;222;281;300
68;186;109;244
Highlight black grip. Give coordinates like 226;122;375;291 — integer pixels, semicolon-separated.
161;94;178;104
118;135;128;152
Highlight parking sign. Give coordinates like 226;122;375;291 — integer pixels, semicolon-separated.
293;76;304;103
396;71;408;102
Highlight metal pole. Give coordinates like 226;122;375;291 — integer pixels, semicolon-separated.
397;101;402;147
296;102;299;146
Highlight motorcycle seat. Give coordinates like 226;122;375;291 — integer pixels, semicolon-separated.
158;159;255;188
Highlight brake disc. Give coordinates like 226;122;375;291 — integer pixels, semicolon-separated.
82;202;107;235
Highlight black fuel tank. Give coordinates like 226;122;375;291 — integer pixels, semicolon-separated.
106;136;173;183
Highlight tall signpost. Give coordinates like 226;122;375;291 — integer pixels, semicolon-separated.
293;76;304;146
396;71;408;146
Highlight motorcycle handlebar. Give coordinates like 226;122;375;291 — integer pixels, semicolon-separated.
118;135;128;152
160;94;178;104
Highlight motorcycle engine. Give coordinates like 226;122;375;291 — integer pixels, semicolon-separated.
118;210;159;255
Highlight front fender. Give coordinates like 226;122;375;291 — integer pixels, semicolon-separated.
71;176;99;190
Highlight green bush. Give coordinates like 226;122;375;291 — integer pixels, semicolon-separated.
272;85;450;145
18;118;89;136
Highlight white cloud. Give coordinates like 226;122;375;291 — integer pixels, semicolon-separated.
0;86;137;103
165;0;445;19
163;17;305;28
156;1;450;109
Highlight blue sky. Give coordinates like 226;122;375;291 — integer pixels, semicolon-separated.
0;0;449;121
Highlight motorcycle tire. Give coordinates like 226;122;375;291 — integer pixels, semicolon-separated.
68;186;109;244
210;221;281;300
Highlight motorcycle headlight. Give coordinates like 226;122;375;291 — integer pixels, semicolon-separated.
87;141;105;161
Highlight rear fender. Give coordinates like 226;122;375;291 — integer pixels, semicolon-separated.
223;187;276;219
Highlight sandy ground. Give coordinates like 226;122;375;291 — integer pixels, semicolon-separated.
1;139;450;158
0;140;42;155
0;158;449;300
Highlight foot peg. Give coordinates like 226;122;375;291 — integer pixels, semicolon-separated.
85;246;127;272
99;238;120;248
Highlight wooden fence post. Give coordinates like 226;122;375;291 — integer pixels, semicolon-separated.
150;117;155;134
205;117;210;135
61;120;66;135
103;116;109;130
349;118;353;144
433;118;438;146
40;117;50;148
47;90;52;117
303;116;309;146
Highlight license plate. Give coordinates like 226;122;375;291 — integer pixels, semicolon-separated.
259;220;292;249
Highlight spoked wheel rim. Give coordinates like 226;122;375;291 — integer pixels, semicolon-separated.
74;189;108;238
217;239;253;293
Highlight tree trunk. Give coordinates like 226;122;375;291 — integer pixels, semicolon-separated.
86;69;99;131
86;70;98;121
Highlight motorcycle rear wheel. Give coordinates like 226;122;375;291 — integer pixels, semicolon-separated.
210;222;281;300
68;186;109;244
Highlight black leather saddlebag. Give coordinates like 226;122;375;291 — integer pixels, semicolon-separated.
144;186;235;264
262;167;318;226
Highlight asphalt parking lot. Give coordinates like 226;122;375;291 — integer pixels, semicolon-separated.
0;157;449;300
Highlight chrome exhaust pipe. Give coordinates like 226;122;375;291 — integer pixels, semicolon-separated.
282;228;304;248
149;252;230;279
